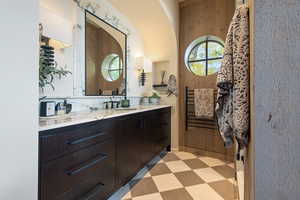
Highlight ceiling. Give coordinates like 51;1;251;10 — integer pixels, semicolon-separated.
108;0;177;62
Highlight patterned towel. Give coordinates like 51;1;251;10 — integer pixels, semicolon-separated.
215;5;250;149
194;89;214;119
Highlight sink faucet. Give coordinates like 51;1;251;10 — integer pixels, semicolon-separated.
103;101;120;109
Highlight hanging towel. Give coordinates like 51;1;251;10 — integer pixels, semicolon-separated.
194;89;214;118
215;5;250;149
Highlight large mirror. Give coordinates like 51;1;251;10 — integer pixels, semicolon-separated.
85;10;127;96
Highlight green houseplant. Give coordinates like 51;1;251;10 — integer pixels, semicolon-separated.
39;48;71;90
149;92;161;105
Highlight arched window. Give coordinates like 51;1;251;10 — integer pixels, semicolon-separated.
101;53;123;82
185;36;224;76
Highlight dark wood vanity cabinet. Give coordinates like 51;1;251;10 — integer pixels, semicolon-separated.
39;107;171;200
116;108;171;186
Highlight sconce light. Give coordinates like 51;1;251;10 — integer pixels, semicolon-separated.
136;57;153;86
39;5;72;49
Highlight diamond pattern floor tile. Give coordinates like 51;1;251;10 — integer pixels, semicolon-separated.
109;151;236;200
165;160;191;173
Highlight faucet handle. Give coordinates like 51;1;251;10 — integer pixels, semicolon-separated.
103;102;109;109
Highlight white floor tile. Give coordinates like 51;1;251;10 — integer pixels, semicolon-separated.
174;151;197;160
165;160;191;173
199;157;226;167
186;184;224;200
194;168;226;183
152;174;183;192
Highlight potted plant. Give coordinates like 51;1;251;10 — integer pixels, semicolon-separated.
39;45;71;90
149;92;161;105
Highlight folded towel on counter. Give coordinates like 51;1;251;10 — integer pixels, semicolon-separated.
194;89;215;118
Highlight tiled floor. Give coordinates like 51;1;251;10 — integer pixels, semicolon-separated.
109;151;238;200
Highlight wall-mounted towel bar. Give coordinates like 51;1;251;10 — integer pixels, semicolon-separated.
185;87;217;130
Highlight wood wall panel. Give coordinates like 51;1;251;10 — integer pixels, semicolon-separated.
179;0;235;158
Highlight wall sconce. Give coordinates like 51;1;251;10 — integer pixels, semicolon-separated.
136;57;153;86
39;6;73;49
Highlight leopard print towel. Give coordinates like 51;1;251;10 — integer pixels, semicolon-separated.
215;5;249;149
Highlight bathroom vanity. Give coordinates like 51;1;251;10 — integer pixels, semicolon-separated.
39;106;171;200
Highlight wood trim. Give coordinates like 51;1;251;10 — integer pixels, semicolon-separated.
245;0;254;199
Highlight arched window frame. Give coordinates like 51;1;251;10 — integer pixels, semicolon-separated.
101;53;123;82
185;36;224;76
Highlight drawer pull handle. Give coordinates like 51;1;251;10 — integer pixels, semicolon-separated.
66;153;108;176
67;132;108;145
79;183;104;200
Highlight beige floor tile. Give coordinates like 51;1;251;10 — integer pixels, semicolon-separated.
199;156;226;167
152;174;183;192
183;158;209;169
212;165;235;178
149;163;172;176
194;168;226;183
132;193;163;200
174;171;205;186
162;153;180;162
130;178;159;197
144;172;151;178
122;191;131;199
161;188;193;200
174;151;197;160
228;163;235;168
165;160;191;173
228;178;236;184
209;180;235;200
186;184;224;200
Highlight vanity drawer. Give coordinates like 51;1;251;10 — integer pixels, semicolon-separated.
40;139;115;200
40;120;114;163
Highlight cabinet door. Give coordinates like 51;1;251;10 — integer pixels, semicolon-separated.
144;109;171;155
40;139;115;200
116;117;144;186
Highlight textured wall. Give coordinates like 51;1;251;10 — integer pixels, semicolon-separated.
252;0;300;199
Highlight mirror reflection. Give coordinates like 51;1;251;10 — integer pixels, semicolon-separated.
85;11;126;96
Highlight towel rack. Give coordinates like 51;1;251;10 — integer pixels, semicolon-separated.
185;87;218;130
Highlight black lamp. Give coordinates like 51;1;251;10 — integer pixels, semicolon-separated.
140;69;146;86
136;57;152;86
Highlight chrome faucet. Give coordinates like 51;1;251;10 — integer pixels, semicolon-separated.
103;101;120;109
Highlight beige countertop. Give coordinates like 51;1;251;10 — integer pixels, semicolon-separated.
39;105;171;132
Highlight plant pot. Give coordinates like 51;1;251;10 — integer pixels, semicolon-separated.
141;97;149;105
149;97;160;105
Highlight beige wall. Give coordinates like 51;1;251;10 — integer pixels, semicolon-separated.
109;0;180;149
0;0;39;199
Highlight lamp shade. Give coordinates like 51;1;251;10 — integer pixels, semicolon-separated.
135;57;153;73
40;5;73;49
143;58;153;73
